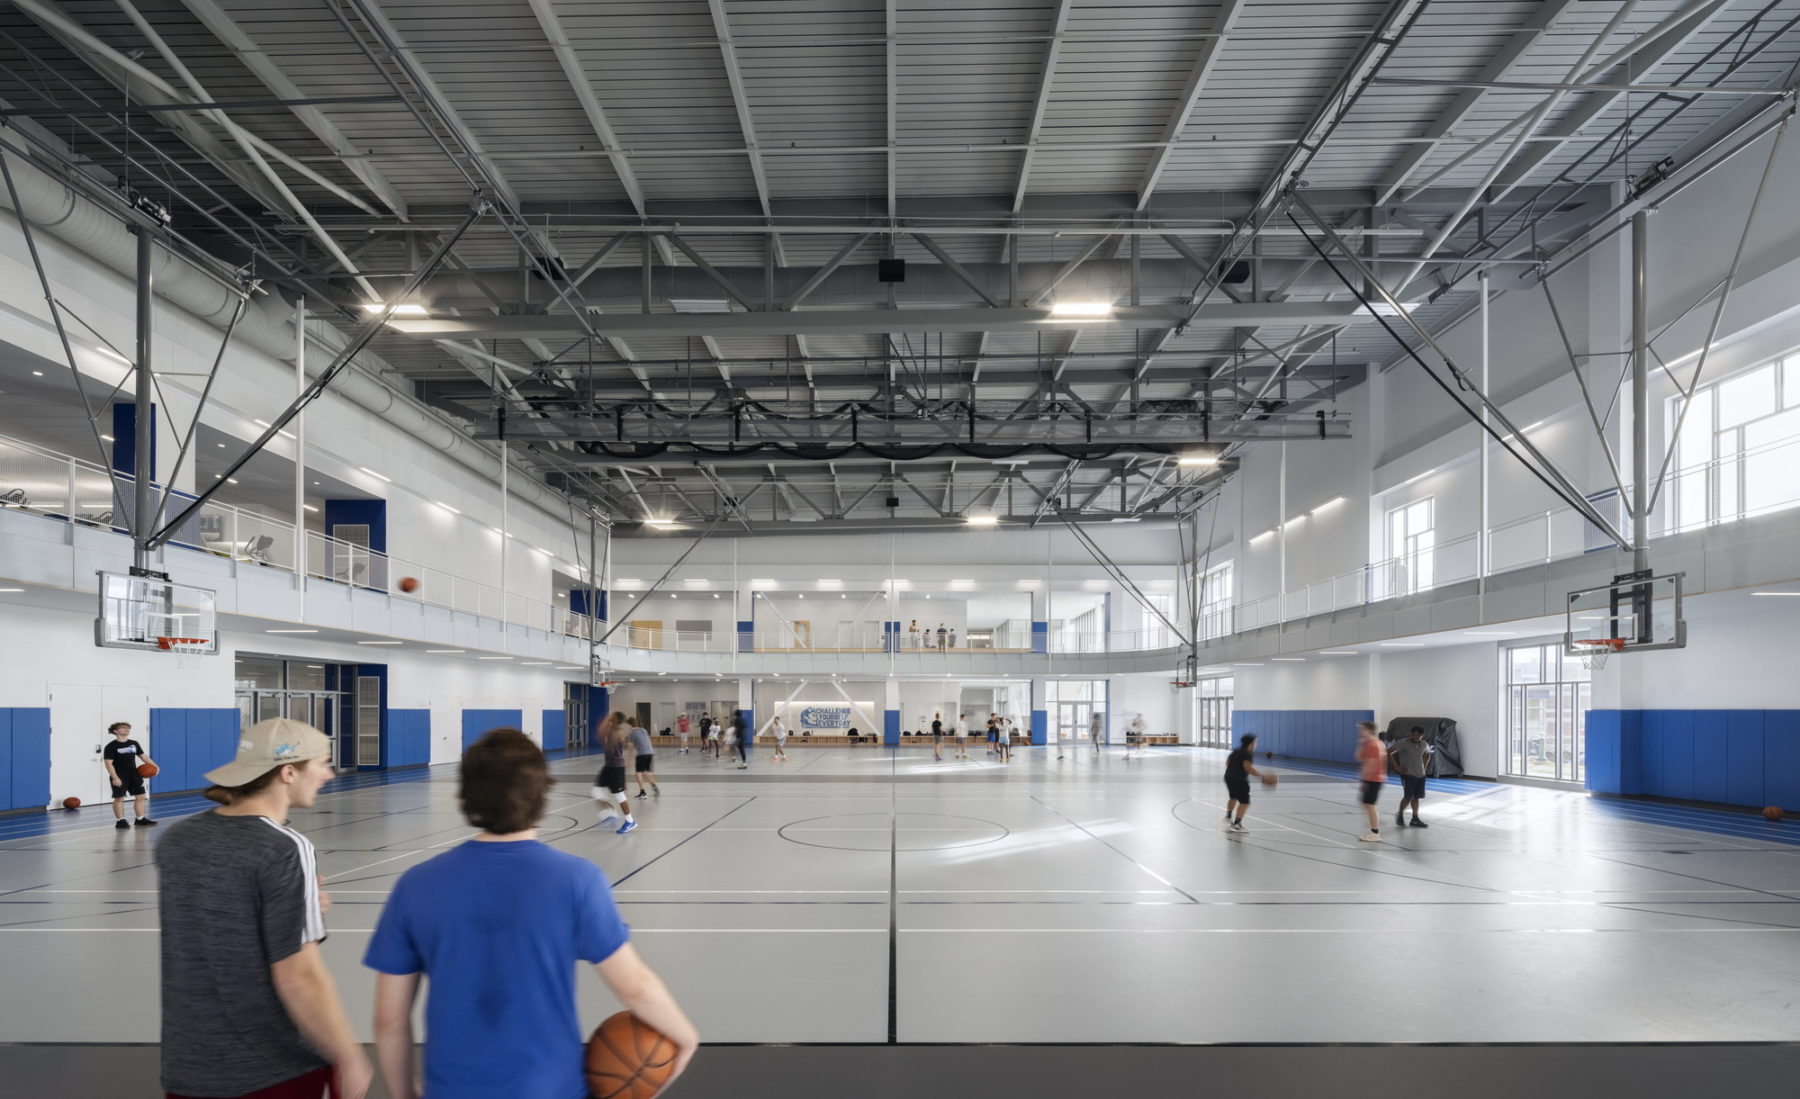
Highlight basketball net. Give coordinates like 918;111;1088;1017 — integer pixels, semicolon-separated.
1572;639;1622;673
159;637;208;671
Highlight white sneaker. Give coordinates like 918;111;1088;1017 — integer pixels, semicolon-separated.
1358;831;1383;843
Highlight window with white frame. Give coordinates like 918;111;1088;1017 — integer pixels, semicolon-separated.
1198;561;1234;639
1385;497;1435;595
1666;356;1800;533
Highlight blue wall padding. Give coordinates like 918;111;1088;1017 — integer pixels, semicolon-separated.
1230;710;1374;765
147;709;241;793
0;709;51;810
542;710;566;751
111;402;154;477
1586;709;1800;810
883;710;900;746
1030;622;1047;653
1030;709;1047;745
461;710;524;752
386;709;431;768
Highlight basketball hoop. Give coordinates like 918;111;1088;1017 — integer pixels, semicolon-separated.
1170;680;1193;692
1570;638;1624;672
157;636;210;671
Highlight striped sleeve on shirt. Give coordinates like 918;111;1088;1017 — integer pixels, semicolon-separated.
258;817;325;946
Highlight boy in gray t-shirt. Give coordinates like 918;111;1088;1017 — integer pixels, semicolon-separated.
1388;725;1432;828
629;723;660;798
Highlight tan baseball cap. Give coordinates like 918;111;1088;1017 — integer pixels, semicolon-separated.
204;718;332;787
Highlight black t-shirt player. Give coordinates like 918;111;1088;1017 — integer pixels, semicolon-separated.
102;722;157;828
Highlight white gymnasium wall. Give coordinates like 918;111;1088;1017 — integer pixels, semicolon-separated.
1232;655;1375;712
1375;647;1503;779
1611;595;1800;711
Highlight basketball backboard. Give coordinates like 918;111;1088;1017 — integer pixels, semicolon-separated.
95;571;218;654
1564;571;1685;656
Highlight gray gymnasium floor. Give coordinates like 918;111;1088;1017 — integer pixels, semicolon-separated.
2;743;1798;1054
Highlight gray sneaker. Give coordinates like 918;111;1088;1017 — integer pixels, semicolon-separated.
1358;831;1383;843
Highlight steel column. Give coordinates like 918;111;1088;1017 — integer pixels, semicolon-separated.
132;228;154;572
1631;211;1649;571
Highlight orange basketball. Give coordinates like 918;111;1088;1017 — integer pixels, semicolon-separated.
137;762;159;778
585;1012;678;1099
398;576;419;593
61;797;80;810
1261;772;1278;787
1765;806;1785;822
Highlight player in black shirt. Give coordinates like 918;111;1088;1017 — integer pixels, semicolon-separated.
1223;734;1265;833
102;721;158;829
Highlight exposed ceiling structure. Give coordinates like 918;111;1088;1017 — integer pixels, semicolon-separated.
2;0;1796;534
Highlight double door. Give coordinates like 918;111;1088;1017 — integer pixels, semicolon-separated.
1196;697;1233;748
1507;681;1590;783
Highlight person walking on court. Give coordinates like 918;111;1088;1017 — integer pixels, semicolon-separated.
770;715;789;762
1090;711;1105;754
629;719;659;799
949;627;957;649
592;712;637;834
1389;725;1431;828
730;709;750;769
954;713;971;760
102;721;157;829
930;712;944;762
367;729;698;1099
156;717;373;1099
936;623;947;651
986;713;999;756
1223;734;1266;832
1355;721;1385;842
676;711;691;754
995;716;1010;763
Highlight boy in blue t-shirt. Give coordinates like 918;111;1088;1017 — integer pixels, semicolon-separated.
364;729;698;1099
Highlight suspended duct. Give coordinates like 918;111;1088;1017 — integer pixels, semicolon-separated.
0;146;572;520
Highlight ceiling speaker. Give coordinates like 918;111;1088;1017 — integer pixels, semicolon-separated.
878;258;906;283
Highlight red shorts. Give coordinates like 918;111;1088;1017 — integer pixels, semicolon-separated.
168;1065;333;1099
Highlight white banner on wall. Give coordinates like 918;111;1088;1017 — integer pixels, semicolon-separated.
777;701;876;734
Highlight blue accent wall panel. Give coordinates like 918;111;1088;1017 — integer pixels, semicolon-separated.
1640;711;1666;795
1030;622;1048;654
151;709;188;793
1230;710;1373;764
1766;711;1800;812
1586;710;1623;795
10;709;49;811
462;709;523;752
738;621;754;653
111;402;155;477
883;710;900;746
542;710;566;752
0;710;13;810
386;710;430;768
1725;712;1764;808
325;498;387;553
1661;710;1695;802
1030;709;1048;745
1690;711;1728;805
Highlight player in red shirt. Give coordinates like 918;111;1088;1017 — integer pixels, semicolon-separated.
1355;721;1385;842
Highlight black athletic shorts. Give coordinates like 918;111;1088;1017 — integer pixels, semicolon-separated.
111;774;146;798
1359;780;1383;805
597;766;627;794
1225;777;1251;804
635;753;654;773
1402;775;1426;800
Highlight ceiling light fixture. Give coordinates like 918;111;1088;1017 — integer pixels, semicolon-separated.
359;467;391;482
266;628;318;634
1177;455;1218;466
1049;301;1113;318
303;504;319;513
477;656;513;661
363;302;429;317
100;433;115;442
426;649;465;653
357;640;403;646
94;345;132;365
1271;657;1305;662
965;514;1000;526
0;587;23;593
435;501;460;514
669;298;732;313
1380;641;1426;648
1320;650;1360;655
1751;591;1800;596
1310;496;1346;515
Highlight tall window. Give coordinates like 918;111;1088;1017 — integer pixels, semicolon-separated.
1385;497;1434;595
1667;357;1800;532
1194;675;1234;749
1197;561;1234;639
1502;642;1591;784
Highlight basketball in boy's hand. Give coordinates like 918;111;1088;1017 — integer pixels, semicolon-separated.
1261;772;1278;787
137;762;159;778
586;1012;678;1099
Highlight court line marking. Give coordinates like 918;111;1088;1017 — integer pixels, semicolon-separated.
4;927;1796;935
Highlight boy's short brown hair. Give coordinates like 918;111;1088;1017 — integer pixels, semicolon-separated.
1358;721;1378;733
460;729;553;833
